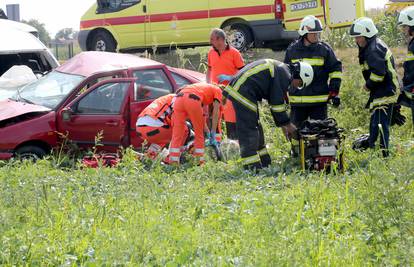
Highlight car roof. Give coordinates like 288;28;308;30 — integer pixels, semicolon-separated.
56;51;165;77
0;18;38;34
0;27;47;53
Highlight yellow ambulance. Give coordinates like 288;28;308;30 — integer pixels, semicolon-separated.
78;0;365;52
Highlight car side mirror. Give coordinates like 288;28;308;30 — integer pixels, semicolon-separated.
61;108;73;121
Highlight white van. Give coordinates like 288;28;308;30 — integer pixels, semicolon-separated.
0;27;59;100
0;27;59;76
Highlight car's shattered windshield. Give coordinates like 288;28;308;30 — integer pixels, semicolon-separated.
12;71;84;109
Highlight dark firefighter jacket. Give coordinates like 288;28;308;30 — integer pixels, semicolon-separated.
358;37;399;110
402;38;414;100
223;59;290;126
284;38;342;106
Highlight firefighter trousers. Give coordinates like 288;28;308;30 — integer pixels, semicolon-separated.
290;105;328;127
232;98;271;170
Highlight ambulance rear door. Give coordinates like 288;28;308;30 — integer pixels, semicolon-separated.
281;0;324;31
324;0;365;28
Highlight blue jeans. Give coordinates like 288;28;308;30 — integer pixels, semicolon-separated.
369;105;392;155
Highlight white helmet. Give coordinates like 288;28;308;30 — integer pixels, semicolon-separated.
349;17;378;38
398;6;414;27
298;15;323;36
291;62;314;89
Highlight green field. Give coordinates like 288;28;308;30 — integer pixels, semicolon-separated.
2;16;414;264
1;46;413;266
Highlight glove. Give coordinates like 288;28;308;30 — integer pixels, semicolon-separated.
217;74;233;83
282;123;298;141
390;105;406;126
331;96;340;107
208;131;218;146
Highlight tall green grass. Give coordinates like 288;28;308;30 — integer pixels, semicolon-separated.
1;12;414;264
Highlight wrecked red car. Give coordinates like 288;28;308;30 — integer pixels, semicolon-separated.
0;51;204;159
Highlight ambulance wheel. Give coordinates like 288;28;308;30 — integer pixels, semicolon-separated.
228;24;253;51
90;31;117;52
15;146;47;161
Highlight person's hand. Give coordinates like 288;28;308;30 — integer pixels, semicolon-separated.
363;85;370;92
331;96;340;107
208;131;218;146
217;74;233;83
282;123;298;140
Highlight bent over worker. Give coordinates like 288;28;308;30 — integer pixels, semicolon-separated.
223;59;314;170
168;83;222;164
136;94;188;158
350;17;399;157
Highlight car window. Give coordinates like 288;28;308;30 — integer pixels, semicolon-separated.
97;0;141;14
75;82;129;114
133;69;173;101
77;73;123;96
171;72;191;88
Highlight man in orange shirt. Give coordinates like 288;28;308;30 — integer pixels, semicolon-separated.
207;28;245;140
136;94;189;159
168;83;223;165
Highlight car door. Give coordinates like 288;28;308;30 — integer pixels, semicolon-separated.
99;0;148;49
58;78;135;152
128;67;175;148
146;0;210;47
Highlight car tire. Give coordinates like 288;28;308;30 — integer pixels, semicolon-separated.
90;31;117;52
15;146;47;161
227;24;253;51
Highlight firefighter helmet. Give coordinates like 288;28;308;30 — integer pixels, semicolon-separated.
349;17;378;38
398;6;414;27
290;62;314;89
298;15;323;36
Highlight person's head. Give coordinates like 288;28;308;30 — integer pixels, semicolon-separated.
349;17;378;48
298;15;323;45
210;28;227;50
398;6;414;38
289;62;313;89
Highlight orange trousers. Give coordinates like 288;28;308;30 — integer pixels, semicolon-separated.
169;93;205;163
137;125;188;159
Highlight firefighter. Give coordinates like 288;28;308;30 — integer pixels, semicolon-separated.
350;17;399;157
398;6;414;126
207;28;245;139
222;59;314;170
168;83;223;165
284;15;342;127
136;94;189;159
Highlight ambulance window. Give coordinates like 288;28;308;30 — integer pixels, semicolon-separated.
133;69;173;101
97;0;141;14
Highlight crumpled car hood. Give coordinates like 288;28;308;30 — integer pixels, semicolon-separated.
0;99;51;122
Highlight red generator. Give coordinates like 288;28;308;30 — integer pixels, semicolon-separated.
297;118;344;171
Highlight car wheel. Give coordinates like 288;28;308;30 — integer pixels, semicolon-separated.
90;31;116;52
15;146;47;161
227;24;253;51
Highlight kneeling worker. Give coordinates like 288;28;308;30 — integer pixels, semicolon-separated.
136;94;187;158
222;59;314;170
168;83;223;164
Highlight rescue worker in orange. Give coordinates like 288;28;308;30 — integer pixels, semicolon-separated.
207;28;245;140
136;94;188;159
168;83;223;164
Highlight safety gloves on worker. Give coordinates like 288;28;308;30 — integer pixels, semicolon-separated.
217;74;233;83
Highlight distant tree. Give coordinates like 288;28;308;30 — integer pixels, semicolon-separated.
22;19;51;45
55;28;75;41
